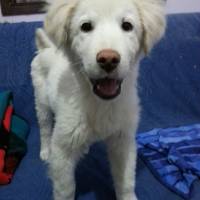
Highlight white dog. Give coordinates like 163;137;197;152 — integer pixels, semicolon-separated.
31;0;166;199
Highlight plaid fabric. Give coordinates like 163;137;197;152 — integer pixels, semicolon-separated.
0;91;29;184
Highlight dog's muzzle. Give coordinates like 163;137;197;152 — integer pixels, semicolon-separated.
90;78;122;100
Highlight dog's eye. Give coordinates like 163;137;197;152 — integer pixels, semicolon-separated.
121;21;134;32
80;22;93;32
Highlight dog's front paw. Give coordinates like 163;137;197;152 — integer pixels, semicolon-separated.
118;193;138;200
40;148;50;161
132;193;138;200
129;194;138;200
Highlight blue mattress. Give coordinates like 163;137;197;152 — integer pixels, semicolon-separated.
0;13;199;200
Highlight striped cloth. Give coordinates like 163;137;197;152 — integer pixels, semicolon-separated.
137;124;200;199
0;91;29;185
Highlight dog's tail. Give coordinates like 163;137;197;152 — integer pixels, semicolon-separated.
35;28;54;50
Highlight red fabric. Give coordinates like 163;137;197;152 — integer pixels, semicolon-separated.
3;105;13;132
4;156;19;174
0;105;14;185
0;150;12;184
0;173;12;185
0;150;5;171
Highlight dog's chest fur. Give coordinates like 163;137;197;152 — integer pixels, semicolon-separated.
47;64;139;141
85;97;139;140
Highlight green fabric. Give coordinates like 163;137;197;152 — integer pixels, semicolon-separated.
0;91;29;157
0;91;12;121
7;133;27;157
11;115;29;142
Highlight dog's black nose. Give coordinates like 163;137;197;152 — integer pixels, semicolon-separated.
96;49;120;73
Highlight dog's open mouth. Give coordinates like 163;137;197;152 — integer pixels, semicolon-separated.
90;78;122;100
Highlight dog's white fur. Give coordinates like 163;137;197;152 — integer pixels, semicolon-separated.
31;0;166;199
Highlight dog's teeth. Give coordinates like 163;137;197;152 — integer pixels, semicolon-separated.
97;84;101;90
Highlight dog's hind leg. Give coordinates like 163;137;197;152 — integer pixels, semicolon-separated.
31;59;54;161
106;133;138;200
31;28;55;161
35;101;53;161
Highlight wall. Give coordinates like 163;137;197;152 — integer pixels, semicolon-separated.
166;0;200;13
0;0;200;23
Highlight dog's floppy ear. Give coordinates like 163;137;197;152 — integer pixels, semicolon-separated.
44;0;78;47
135;0;166;54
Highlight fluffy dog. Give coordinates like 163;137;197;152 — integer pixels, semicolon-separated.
31;0;166;199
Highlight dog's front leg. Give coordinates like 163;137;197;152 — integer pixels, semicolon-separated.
49;143;80;200
106;133;138;200
48;112;89;200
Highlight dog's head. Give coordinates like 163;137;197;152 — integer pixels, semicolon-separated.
44;0;166;100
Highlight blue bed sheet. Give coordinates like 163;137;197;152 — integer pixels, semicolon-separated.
0;13;199;200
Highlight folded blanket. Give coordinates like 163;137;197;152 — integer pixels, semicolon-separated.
0;91;29;184
137;124;200;199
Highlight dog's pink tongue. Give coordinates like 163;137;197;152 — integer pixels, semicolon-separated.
97;79;118;96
